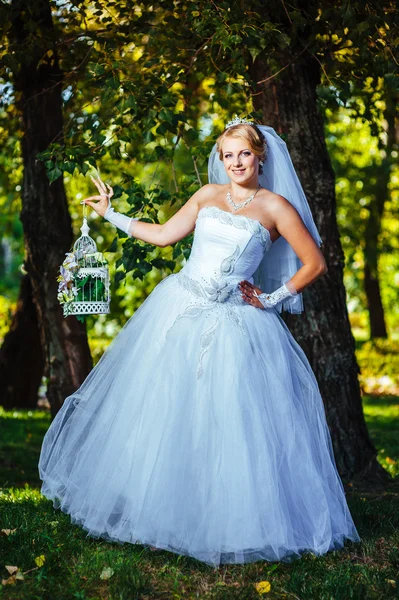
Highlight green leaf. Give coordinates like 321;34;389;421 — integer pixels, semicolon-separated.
156;122;169;135
114;270;126;284
88;62;106;76
106;74;120;90
132;269;144;280
159;108;173;123
106;236;118;253
139;261;152;275
63;161;76;174
143;130;155;143
249;47;262;62
48;167;63;183
124;95;137;110
101;87;116;105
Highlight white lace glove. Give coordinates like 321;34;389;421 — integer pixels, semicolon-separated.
254;281;298;309
104;198;139;237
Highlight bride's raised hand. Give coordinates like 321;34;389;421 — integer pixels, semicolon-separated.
81;175;114;218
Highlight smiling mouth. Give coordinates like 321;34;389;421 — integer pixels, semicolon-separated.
232;169;246;174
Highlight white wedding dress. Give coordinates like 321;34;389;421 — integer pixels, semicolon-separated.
39;205;361;567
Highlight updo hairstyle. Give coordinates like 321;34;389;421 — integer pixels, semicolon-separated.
216;123;268;174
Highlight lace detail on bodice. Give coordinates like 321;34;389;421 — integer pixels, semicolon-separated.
168;272;248;379
196;206;271;251
176;272;243;306
166;241;250;379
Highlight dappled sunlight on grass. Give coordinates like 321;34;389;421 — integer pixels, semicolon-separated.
0;407;49;422
0;485;45;505
356;340;399;396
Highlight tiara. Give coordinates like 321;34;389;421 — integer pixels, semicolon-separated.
225;115;254;129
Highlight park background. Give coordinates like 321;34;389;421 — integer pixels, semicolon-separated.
0;0;398;598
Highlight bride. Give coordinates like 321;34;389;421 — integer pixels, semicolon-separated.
39;118;361;567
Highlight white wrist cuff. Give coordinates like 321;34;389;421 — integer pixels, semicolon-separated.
255;282;298;309
104;204;138;237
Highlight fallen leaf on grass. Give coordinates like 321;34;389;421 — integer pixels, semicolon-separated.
5;566;18;575
1;529;17;536
100;566;114;580
255;580;271;594
1;575;16;586
2;566;24;586
34;555;46;567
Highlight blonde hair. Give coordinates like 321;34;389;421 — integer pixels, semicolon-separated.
216;124;267;172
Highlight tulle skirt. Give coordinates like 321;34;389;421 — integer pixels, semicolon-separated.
39;272;361;567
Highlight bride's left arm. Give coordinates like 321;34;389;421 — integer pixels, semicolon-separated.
240;195;327;309
270;194;327;293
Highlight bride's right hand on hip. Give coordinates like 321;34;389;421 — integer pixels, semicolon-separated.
81;175;114;218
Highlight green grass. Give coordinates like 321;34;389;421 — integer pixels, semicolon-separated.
362;396;399;478
0;401;398;600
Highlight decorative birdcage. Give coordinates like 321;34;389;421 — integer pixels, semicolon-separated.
57;213;110;320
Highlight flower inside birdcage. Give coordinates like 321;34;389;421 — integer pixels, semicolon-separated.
56;216;111;320
57;252;79;305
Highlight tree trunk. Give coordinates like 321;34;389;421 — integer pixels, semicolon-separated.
9;0;92;417
250;53;389;486
0;275;44;409
363;92;397;339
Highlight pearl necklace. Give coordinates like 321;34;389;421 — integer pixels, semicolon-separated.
226;186;260;212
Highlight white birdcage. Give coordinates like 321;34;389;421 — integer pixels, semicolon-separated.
57;214;110;319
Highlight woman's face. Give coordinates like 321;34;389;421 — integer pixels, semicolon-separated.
221;137;260;185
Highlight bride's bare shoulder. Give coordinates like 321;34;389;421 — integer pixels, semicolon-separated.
184;184;226;214
195;183;228;203
200;183;228;195
261;189;292;211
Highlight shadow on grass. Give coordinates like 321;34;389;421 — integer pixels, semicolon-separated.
0;408;50;488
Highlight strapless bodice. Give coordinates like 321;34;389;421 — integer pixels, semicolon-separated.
179;206;271;288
